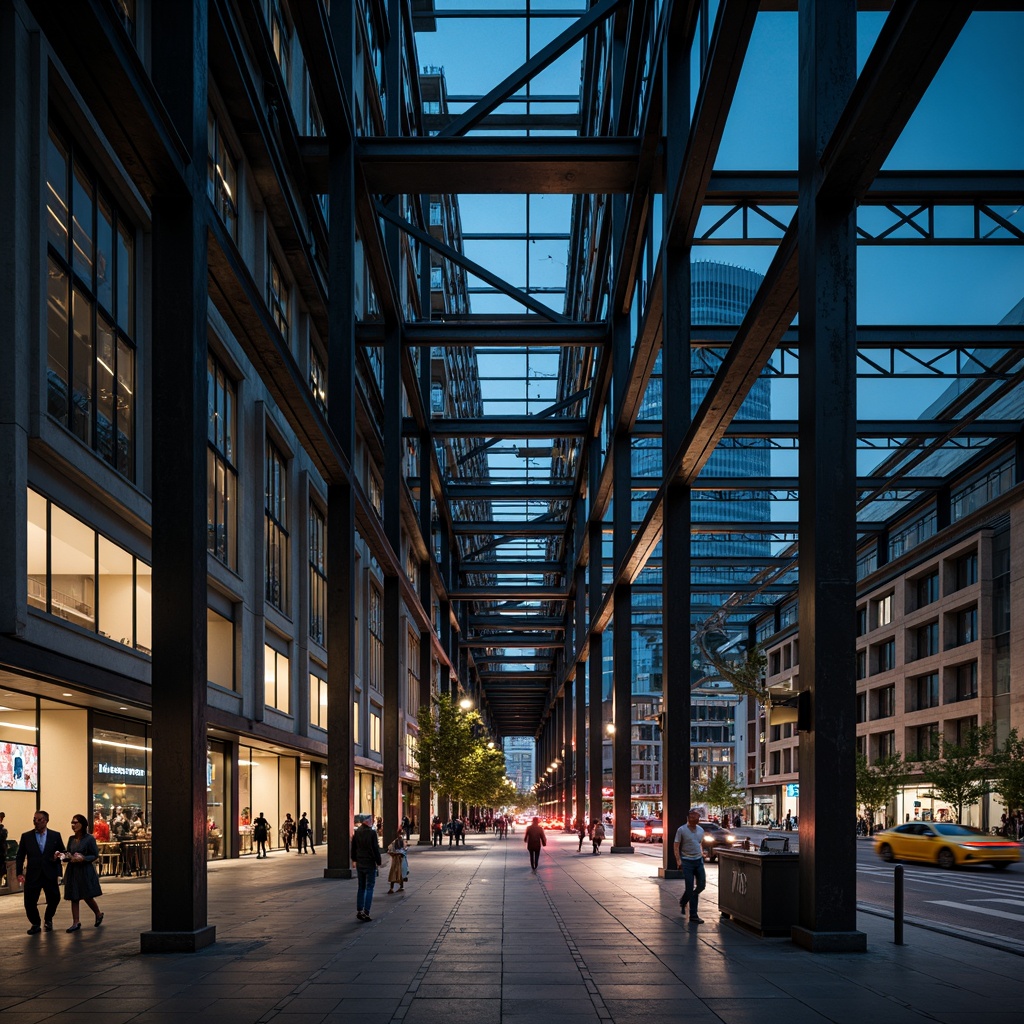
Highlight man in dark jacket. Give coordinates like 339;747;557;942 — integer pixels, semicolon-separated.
524;816;546;871
351;818;382;921
16;810;66;933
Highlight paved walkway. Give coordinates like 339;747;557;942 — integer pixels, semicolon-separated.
1;831;1019;1022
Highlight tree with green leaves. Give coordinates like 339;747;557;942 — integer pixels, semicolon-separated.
704;769;745;818
458;743;510;809
414;693;480;817
856;752;905;832
991;729;1024;821
917;725;994;824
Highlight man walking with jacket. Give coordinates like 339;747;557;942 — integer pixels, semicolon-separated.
352;818;382;921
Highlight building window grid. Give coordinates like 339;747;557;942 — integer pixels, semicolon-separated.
954;661;978;702
914;672;939;711
951;457;1014;522
309;671;327;730
268;256;290;340
407;631;420;717
369;708;382;754
309;343;327;411
207;353;238;569
45;123;136;478
265;441;289;612
206;110;238;239
309;504;326;645
368;584;384;693
264;643;290;714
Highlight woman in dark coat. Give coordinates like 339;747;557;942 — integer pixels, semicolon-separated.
253;813;270;858
62;813;104;931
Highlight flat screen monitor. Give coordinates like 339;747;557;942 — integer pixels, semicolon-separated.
0;740;39;791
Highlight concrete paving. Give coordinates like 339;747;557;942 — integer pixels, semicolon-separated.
1;831;1018;1022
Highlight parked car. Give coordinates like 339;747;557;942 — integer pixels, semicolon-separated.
698;820;740;861
644;818;664;843
874;822;1021;870
629;819;647;842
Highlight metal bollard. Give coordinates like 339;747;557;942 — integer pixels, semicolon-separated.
893;864;904;945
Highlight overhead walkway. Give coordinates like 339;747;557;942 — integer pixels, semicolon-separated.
2;832;1018;1022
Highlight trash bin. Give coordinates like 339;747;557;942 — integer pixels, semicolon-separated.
717;841;799;936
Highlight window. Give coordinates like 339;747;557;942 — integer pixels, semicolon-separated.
45;123;136;477
369;706;382;754
405;730;417;772
954;662;977;702
207;110;238;239
208;608;235;690
769;651;781;675
855;649;866;680
914;672;939;711
856;547;878;580
207;353;238;569
309;504;326;645
268;255;290;341
115;0;136;41
912;724;939;759
915;621;938;659
270;0;291;92
875;639;896;673
309;342;327;412
954;716;977;745
310;670;328;730
916;571;939;608
263;642;290;713
956;607;977;646
888;510;936;560
265;441;289;612
353;699;360;746
27;488;151;652
368;584;384;692
951;457;1014;522
407;631;420;716
856;606;867;636
955;552;978;590
873;685;895;720
875;731;896;759
368;468;383;519
875;593;894;628
856;693;867;724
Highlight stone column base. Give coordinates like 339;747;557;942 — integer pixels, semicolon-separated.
140;926;216;953
323;867;354;879
658;868;683;879
791;926;867;953
609;846;635;854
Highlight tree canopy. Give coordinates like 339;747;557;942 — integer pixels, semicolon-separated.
856;752;905;828
917;725;994;824
991;729;1024;817
414;693;510;812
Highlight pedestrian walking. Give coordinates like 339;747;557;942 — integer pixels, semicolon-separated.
577;819;586;852
352;818;382;921
673;808;707;923
60;814;104;932
297;812;316;854
591;819;606;854
431;815;443;847
15;810;66;934
524;816;546;870
281;813;296;852
402;815;411;842
252;812;270;858
386;831;407;894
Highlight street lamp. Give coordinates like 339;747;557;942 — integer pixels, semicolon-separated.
459;698;472;710
606;723;616;735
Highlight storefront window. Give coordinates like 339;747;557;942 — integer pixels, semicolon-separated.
206;740;227;859
238;744;296;855
91;717;151;839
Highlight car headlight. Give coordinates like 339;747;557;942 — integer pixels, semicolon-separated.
702;835;714;844
723;834;737;843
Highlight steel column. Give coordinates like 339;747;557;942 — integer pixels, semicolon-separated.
143;0;214;953
792;0;865;953
322;0;358;882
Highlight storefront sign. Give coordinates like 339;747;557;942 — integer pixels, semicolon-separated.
97;761;147;779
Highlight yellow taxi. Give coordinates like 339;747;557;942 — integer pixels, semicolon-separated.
874;821;1021;870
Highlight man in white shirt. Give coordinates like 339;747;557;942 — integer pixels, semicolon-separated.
672;808;706;923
